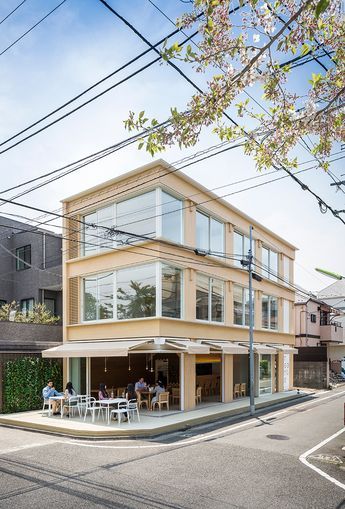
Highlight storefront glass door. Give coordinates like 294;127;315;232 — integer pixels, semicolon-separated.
259;354;272;395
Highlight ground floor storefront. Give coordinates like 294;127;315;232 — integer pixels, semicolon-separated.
43;338;297;412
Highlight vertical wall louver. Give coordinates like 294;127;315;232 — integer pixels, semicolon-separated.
68;277;79;325
67;215;80;260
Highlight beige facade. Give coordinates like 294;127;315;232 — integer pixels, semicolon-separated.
46;160;298;411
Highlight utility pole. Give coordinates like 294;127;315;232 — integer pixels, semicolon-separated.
248;225;255;416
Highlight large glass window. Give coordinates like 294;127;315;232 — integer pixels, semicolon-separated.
82;262;183;322
196;273;224;322
161;264;182;318
259;354;272;395
84;272;114;321
16;245;31;270
161;191;182;243
117;264;156;319
262;246;278;282
262;294;278;330
196;211;224;255
83;189;183;256
116;191;156;245
233;285;252;326
233;232;255;268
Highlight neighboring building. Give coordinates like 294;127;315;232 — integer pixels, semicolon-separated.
43;160;297;411
0;215;63;316
294;297;344;388
317;279;345;376
0;216;63;411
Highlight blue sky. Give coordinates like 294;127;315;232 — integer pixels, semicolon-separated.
0;0;344;292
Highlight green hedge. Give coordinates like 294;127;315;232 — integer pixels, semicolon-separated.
2;357;62;413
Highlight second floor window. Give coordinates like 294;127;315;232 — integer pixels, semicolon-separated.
262;246;278;282
233;231;255;268
196;211;224;255
262;294;278;330
16;245;31;270
233;285;252;326
83;262;182;322
196;273;224;322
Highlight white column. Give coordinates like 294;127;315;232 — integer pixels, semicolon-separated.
221;353;225;402
86;358;91;395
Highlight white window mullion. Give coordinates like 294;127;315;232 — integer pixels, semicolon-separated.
113;272;117;320
156;188;162;238
113;203;117;248
156;261;162;317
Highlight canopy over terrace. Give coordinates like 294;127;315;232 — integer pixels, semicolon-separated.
42;338;211;358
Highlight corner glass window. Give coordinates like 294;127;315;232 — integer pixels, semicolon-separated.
116;191;156;245
196;273;224;323
161;191;182;244
196;211;224;255
117;264;156;319
84;272;114;321
16;245;31;270
161;264;182;318
233;232;254;268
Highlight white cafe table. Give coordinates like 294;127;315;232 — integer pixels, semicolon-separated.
48;395;65;418
98;398;127;424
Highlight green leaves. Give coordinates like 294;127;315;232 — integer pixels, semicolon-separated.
315;0;330;18
301;43;311;57
309;72;323;88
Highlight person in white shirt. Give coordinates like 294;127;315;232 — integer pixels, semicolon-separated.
151;381;165;405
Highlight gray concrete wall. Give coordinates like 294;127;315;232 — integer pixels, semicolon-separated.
0;321;62;352
293;361;329;389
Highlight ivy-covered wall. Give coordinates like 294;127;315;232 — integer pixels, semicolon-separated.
2;357;62;414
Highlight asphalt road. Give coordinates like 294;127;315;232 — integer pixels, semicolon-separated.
0;388;344;509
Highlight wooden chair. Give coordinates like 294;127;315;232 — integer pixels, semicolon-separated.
136;391;149;410
233;383;241;399
195;386;202;404
171;387;180;406
152;392;169;411
240;383;246;397
116;387;126;398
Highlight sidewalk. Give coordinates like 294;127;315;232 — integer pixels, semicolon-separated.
0;390;308;438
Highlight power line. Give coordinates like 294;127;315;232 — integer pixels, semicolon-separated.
0;24;185;151
0;0;66;57
0;0;27;26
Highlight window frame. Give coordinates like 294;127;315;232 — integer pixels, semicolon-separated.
81;261;183;323
195;272;225;324
233;231;255;268
20;298;34;315
310;313;316;323
261;246;279;282
196;209;225;256
233;284;253;327
16;245;31;271
262;294;278;330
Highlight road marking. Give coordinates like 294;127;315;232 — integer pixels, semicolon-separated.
296;390;345;410
0;442;55;455
299;428;345;491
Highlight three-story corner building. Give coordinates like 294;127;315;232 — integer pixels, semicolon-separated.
43;160;297;411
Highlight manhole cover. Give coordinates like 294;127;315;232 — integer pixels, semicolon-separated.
266;434;290;440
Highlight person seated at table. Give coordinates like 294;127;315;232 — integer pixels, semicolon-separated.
63;382;77;417
98;383;109;400
42;380;62;415
134;377;147;392
151;380;165;406
126;383;137;402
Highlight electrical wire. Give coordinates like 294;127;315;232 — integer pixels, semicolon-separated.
0;0;27;26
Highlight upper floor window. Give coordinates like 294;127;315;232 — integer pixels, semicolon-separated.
233;231;255;268
196;211;224;255
16;245;31;270
262;294;278;330
310;313;316;323
233;285;252;326
196;273;224;322
83;262;182;322
83;189;183;256
283;255;290;285
21;298;34;315
262;246;278;282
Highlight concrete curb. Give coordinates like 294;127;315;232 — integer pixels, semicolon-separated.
0;392;311;439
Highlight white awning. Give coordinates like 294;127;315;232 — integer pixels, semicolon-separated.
271;344;298;354
239;343;278;354
42;339;151;358
42;337;210;358
201;340;248;355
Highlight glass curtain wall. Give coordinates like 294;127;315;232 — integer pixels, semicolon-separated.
161;264;182;318
117;264;156;319
84;272;114;321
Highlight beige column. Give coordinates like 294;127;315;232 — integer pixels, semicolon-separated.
184;268;196;321
225;223;234;266
184;200;196;248
278;297;284;332
276;352;284;392
222;354;234;403
290;259;294;286
182;354;196;411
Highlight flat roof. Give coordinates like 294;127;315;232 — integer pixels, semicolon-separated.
62;158;298;250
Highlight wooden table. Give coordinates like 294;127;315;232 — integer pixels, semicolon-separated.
140;391;155;409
